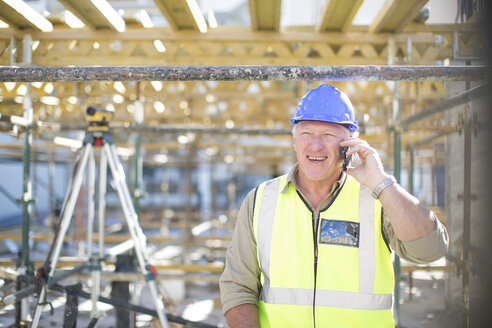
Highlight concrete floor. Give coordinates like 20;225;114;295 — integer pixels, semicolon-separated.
0;263;479;327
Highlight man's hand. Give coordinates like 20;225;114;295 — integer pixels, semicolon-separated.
340;137;438;242
339;138;390;191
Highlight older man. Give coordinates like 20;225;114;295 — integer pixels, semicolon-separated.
219;84;448;328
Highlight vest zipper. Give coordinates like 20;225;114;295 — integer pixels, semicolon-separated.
312;210;319;328
295;183;345;328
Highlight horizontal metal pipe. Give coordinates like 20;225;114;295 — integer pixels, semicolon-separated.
0;258;225;272
46;283;218;328
70;272;220;282
407;130;455;150
0;65;487;82
400;84;488;127
0;263;88;307
5;273;218;328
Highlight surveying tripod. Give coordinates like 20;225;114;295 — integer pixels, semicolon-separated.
31;106;170;328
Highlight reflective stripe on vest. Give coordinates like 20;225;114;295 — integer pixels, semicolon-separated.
255;175;392;311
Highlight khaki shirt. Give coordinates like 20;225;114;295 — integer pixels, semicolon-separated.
219;164;449;315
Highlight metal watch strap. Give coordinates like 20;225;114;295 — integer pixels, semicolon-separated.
371;176;396;199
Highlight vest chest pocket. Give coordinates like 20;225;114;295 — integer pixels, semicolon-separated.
319;219;360;248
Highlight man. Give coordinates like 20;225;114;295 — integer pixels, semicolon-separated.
219;84;449;328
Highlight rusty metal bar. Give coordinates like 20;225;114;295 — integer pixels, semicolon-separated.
400;84;487;128
0;65;487;82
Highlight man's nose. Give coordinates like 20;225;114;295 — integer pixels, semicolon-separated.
310;135;323;149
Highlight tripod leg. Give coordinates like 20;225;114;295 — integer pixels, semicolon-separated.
31;144;92;328
86;148;101;320
88;147;108;324
98;149;107;258
104;143;170;328
87;148;95;256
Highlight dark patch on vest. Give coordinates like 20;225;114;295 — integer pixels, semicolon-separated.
319;219;360;247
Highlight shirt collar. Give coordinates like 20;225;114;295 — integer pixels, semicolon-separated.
281;163;346;197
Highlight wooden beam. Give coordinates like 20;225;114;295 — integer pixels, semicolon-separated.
317;0;364;32
0;28;442;44
370;0;429;33
0;0;53;31
57;0;125;32
248;0;282;31
153;0;200;31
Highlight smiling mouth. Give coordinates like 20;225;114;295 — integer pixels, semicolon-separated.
307;155;327;162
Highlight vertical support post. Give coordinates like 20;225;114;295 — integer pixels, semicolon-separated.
132;129;142;215
132;85;143;214
393;110;402;327
132;82;144;215
63;283;82;328
48;146;56;229
461;83;472;328
432;159;436;205
17;34;33;326
408;147;415;195
10;36;17;65
111;254;135;328
388;36;402;327
184;147;193;265
210;155;217;236
407;147;414;301
130;85;143;328
21;34;33;269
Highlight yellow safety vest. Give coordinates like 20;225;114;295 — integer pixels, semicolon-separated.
253;175;395;328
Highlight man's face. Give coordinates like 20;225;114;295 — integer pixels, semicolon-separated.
293;121;349;185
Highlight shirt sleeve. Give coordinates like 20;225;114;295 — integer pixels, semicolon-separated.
219;189;261;315
383;211;449;264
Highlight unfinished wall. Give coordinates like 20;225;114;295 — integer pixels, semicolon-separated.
444;80;491;325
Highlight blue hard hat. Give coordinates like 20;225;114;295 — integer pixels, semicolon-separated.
290;84;358;132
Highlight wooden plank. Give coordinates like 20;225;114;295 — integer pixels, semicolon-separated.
153;0;199;30
370;0;429;33
0;0;52;31
57;0;124;31
317;0;364;32
248;0;282;31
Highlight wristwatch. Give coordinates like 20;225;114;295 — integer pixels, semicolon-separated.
371;176;396;199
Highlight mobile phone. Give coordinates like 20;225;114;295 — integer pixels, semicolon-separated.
341;147;352;171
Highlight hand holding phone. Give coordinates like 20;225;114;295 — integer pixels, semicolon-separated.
341;147;352;171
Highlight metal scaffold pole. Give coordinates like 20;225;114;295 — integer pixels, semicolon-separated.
0;65;487;82
388;36;402;327
16;34;34;326
132;83;144;214
460;80;473;328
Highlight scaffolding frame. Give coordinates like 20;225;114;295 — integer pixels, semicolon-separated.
0;64;487;327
